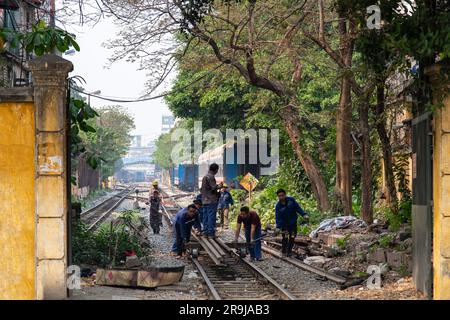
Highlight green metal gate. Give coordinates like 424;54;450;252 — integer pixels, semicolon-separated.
411;112;433;298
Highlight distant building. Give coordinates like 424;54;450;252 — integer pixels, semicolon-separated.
131;135;142;147
161;115;174;132
0;1;43;87
118;135;156;182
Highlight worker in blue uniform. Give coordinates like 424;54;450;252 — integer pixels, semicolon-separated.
195;194;204;230
171;204;202;257
200;163;223;238
275;189;309;257
218;183;234;229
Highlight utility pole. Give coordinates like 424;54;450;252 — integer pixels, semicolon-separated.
87;90;101;106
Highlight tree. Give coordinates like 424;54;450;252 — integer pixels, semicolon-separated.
81;106;135;181
88;0;333;212
153;131;177;169
165;69;252;131
354;0;450;217
303;0;379;218
166;33;340;203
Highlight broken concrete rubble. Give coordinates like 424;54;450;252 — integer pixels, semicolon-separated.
386;251;412;271
367;248;387;263
329;267;351;278
303;256;331;268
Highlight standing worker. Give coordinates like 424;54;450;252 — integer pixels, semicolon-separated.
171;204;202;257
200;163;222;238
275;189;309;257
151;180;161;192
151;180;164;204
149;190;162;234
218;183;234;229
234;207;263;261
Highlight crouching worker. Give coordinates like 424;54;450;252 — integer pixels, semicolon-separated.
171;204;202;257
234;207;263;262
195;194;204;230
149;190;162;234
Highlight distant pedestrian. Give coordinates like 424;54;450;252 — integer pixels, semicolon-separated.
218;183;234;229
275;189;308;257
133;189;141;210
149;190;162;234
200;163;223;238
171;204;202;257
234;207;262;261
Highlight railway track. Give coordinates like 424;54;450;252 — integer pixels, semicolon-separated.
81;186;134;231
160;189;296;300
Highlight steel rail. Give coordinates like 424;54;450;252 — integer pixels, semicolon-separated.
86;187;135;231
160;187;296;300
161;201;223;265
215;238;297;300
161;203;174;226
261;245;347;284
80;190;126;217
190;257;222;300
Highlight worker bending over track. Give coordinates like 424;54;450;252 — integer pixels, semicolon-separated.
275;189;309;257
234;206;263;262
171;204;202;257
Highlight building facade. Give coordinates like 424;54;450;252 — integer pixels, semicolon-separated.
0;1;43;87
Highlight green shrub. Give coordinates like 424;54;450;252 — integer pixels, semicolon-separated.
335;234;351;250
378;234;395;248
72;219;148;267
384;198;412;231
297;224;311;236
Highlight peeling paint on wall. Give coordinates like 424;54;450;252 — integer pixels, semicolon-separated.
0;102;36;300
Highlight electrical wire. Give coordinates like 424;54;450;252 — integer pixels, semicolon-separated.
71;62;226;104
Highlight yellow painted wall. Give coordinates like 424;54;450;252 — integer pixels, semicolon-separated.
0;102;36;300
433;93;450;299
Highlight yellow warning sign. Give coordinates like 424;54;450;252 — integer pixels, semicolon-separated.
240;172;259;192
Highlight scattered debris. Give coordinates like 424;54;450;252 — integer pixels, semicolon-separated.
303;256;331;268
310;216;368;238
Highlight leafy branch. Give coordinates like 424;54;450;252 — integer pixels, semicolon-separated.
0;20;80;56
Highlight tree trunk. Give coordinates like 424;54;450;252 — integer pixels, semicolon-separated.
335;75;353;215
375;83;398;212
359;100;373;224
280;105;331;212
334;18;353;216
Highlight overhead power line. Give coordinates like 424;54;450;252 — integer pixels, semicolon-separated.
71;62;226;104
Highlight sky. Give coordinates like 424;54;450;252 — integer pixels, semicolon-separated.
64;17;174;139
